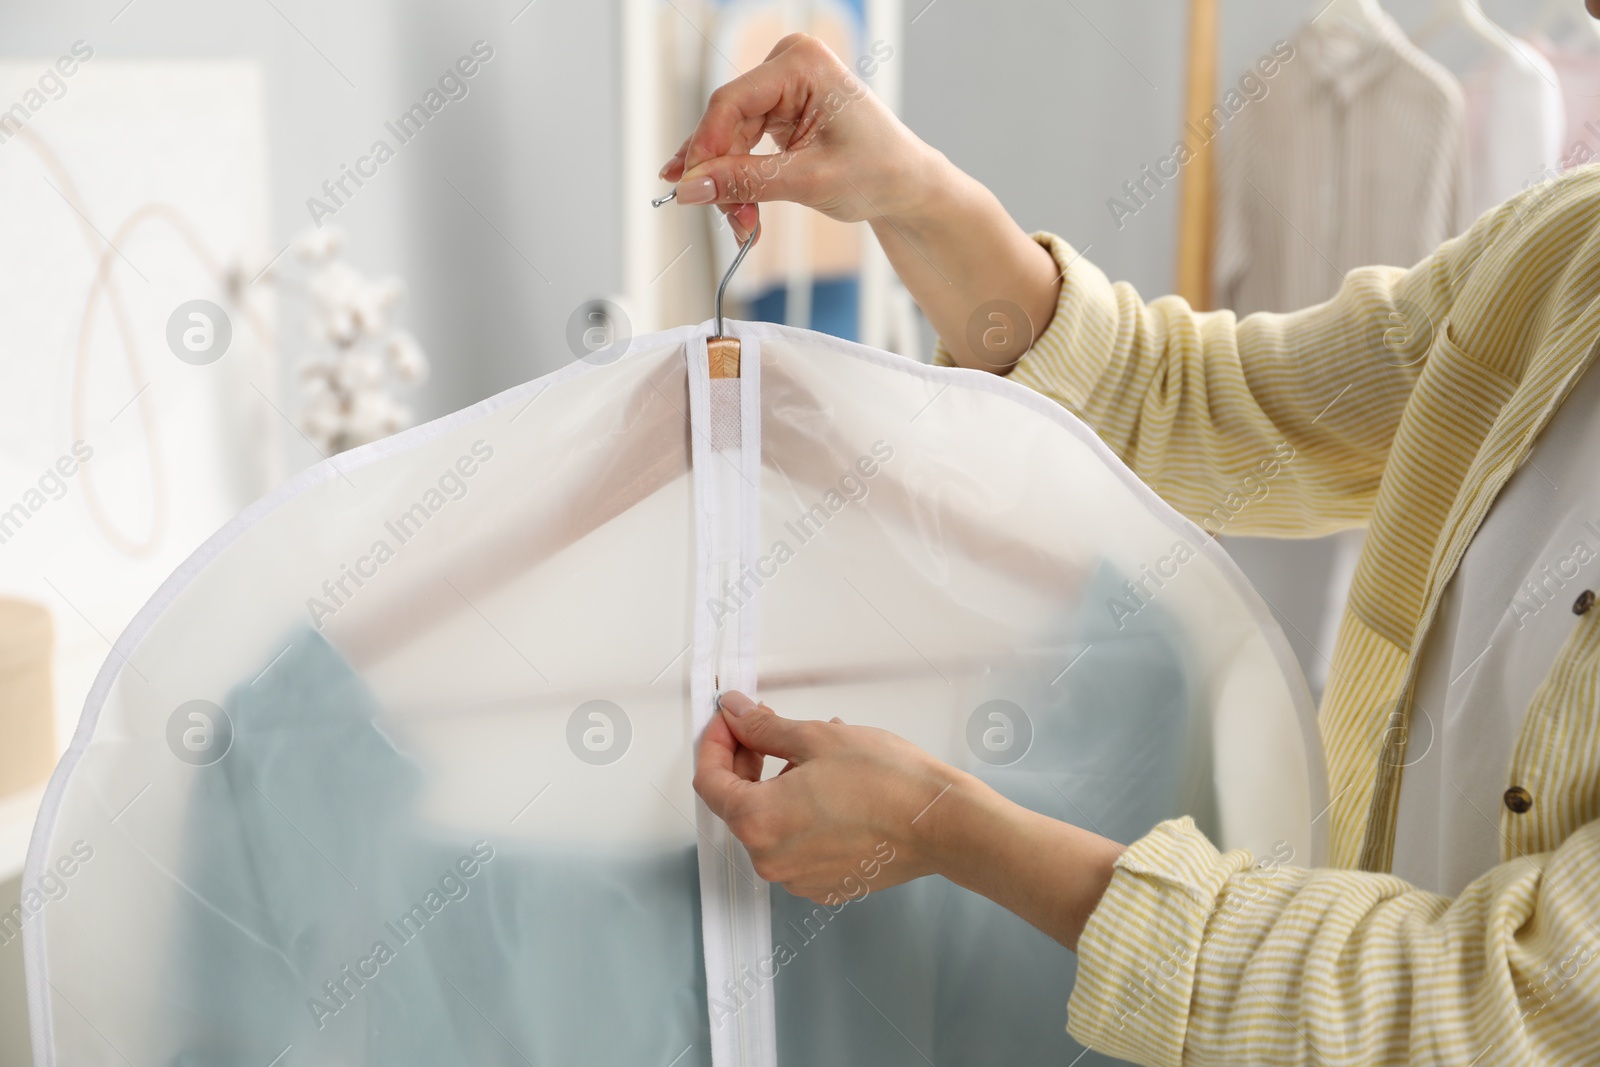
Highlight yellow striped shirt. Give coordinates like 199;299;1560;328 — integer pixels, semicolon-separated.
948;165;1600;1065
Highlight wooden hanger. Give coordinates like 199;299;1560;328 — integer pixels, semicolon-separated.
328;353;1092;670
650;188;755;378
708;216;759;379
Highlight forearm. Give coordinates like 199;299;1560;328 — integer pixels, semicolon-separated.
921;770;1123;951
1062;818;1600;1066
870;155;1061;373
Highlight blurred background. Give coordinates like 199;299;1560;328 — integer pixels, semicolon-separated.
0;0;1591;1059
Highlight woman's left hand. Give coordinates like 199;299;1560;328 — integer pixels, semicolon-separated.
692;690;957;902
693;690;1126;950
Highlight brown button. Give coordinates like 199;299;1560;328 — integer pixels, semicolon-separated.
1574;590;1595;616
1503;786;1533;814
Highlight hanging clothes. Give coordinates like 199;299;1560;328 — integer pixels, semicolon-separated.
20;320;1320;1067
1209;12;1468;701
1213;11;1466;315
1451;40;1567;215
1532;34;1600;169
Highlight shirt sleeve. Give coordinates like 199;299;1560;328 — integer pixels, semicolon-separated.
1066;816;1600;1066
933;202;1514;537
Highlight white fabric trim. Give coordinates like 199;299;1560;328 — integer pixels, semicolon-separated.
688;332;779;1067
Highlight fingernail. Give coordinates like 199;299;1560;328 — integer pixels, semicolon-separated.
675;176;717;205
718;690;757;716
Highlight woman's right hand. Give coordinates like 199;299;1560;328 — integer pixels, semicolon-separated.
663;33;1063;374
659;33;945;241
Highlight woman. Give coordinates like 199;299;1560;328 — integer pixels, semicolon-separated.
665;12;1600;1066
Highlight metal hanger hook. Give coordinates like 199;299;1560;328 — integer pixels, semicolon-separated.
651;191;760;338
714;218;760;339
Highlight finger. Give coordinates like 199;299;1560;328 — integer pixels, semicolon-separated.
723;203;760;242
762;31;815;64
693;712;755;818
676;150;814;208
733;736;765;782
784;882;858;905
665;32;815;184
682;58;798;177
718;691;823;762
659;136;690;181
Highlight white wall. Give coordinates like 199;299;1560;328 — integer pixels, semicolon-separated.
0;0;622;446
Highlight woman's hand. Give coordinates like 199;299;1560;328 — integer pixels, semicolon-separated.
660;34;1063;373
693;691;1126;951
660;33;937;240
691;690;954;900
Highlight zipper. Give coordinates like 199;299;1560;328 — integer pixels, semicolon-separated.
688;331;777;1067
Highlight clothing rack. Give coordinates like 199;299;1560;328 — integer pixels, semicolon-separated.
1177;0;1219;311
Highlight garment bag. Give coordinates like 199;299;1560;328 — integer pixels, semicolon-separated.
22;320;1323;1067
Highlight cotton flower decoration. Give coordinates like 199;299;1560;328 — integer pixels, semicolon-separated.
292;226;428;454
293;226;343;265
221;243;282;300
387;330;426;383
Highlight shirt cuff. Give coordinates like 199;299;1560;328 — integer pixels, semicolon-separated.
1065;817;1254;1067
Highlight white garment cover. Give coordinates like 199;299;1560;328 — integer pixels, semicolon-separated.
21;322;1323;1067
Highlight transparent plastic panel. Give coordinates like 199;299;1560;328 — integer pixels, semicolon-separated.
25;323;1318;1067
28;339;715;1067
748;335;1316;1066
